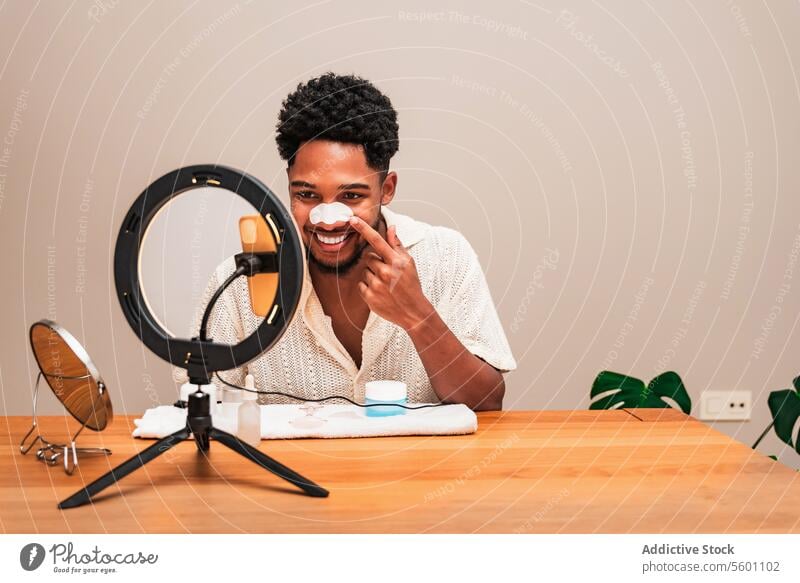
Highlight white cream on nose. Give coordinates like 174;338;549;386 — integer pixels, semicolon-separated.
309;202;353;225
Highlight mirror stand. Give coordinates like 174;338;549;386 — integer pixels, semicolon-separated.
20;371;112;475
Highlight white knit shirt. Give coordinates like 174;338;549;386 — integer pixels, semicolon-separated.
172;206;517;405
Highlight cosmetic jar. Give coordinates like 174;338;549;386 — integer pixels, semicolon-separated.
365;380;407;417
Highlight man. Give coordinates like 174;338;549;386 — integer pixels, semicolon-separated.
176;72;516;410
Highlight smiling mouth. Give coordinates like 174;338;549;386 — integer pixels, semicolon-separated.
310;230;355;251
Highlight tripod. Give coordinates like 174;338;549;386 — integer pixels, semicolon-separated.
58;388;329;509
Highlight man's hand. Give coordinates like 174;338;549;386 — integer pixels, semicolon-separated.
349;215;506;411
348;215;433;331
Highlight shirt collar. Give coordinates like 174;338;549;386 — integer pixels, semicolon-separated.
380;205;426;248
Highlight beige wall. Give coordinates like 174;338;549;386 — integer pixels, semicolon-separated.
1;0;799;468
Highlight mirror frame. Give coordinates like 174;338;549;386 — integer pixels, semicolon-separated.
114;164;303;383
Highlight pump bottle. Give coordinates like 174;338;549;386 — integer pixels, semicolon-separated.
237;374;261;447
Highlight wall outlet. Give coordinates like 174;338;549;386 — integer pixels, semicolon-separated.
699;390;752;421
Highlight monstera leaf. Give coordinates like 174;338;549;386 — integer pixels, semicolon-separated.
590;370;691;414
766;375;800;454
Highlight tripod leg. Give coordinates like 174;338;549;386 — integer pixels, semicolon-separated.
209;427;329;498
58;425;191;509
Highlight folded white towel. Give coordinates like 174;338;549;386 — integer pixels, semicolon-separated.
131;403;477;440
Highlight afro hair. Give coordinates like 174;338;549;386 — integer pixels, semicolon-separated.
275;72;399;181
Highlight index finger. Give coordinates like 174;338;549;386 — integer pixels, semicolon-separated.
349;216;395;260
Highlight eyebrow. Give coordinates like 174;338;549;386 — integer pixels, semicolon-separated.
290;181;370;190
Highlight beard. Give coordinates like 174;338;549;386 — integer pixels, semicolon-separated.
305;208;382;276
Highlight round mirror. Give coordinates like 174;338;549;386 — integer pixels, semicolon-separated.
138;186;265;338
28;320;113;431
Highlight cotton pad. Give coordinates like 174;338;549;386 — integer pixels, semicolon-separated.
309;202;354;225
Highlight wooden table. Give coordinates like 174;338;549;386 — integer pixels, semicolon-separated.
1;409;798;533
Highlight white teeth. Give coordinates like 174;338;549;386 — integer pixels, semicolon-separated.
315;233;348;244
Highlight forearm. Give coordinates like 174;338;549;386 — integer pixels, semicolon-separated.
404;301;506;411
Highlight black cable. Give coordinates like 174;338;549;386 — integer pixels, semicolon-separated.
201;255;446;411
199;265;247;342
214;372;446;410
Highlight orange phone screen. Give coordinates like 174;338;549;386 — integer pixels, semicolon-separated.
238;215;280;318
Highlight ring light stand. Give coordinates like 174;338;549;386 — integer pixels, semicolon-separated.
58;164;328;509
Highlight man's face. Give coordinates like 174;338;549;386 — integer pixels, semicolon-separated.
288;139;395;275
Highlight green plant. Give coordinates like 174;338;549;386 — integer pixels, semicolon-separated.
752;375;800;455
590;370;691;413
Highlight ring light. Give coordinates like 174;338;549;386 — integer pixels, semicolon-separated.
114;164;304;383
58;164;328;509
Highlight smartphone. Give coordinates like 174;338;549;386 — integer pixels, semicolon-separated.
238;214;280;318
